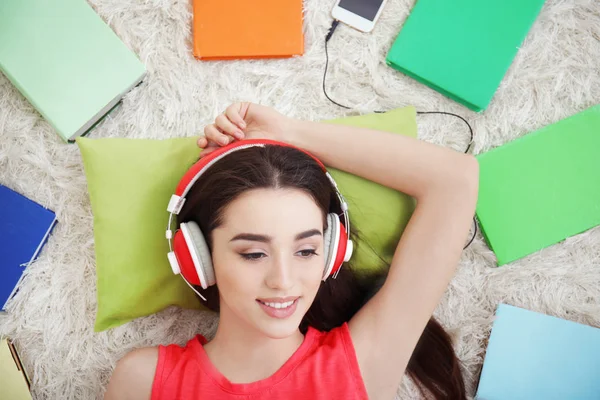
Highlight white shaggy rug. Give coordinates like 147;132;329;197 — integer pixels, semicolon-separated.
1;0;600;398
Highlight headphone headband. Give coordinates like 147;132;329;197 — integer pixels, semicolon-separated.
167;139;329;215
165;139;353;298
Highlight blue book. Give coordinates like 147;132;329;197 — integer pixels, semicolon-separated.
0;185;57;310
477;304;600;400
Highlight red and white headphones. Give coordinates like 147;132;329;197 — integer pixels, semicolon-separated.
165;139;353;300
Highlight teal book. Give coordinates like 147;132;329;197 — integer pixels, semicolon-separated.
476;304;600;400
386;0;546;112
0;0;145;142
476;105;600;265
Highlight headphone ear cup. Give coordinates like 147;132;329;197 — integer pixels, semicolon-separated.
172;229;201;286
180;221;216;289
331;226;349;277
322;213;341;280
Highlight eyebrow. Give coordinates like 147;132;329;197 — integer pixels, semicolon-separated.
230;229;322;243
295;229;322;241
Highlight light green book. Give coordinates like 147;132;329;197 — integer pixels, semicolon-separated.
476;105;600;265
386;0;546;112
0;0;145;142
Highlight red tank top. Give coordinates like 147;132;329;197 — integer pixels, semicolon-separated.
151;323;368;399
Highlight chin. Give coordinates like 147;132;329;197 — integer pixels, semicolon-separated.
259;323;301;340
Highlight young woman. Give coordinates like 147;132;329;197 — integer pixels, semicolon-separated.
105;102;479;400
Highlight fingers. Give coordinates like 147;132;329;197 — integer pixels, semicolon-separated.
225;104;247;130
204;124;232;146
197;134;221;158
197;102;253;153
199;146;219;158
215;114;244;140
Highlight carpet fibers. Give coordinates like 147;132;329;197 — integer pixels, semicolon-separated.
1;0;599;398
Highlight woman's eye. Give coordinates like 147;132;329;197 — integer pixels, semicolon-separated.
297;249;318;258
240;252;266;261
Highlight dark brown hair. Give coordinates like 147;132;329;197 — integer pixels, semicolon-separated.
178;145;466;399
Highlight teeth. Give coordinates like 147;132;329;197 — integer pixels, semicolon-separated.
261;300;295;309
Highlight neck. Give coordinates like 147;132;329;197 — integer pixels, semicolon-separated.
203;301;305;383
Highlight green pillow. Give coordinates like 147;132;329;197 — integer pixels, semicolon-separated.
325;108;417;273
78;107;417;332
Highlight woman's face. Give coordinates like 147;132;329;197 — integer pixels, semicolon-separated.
210;188;325;339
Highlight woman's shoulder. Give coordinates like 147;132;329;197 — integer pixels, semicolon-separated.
117;346;160;371
104;335;205;400
104;347;159;400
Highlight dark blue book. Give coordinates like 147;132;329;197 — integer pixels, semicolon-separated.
0;185;57;310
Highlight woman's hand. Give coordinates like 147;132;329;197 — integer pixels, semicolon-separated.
198;102;293;157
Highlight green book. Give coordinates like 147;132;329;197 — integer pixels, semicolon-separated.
386;0;546;112
0;0;145;142
476;105;600;266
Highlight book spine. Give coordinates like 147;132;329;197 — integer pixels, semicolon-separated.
1;216;57;310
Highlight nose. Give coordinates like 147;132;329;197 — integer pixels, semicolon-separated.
264;254;294;291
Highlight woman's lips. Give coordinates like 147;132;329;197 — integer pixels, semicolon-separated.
256;298;299;319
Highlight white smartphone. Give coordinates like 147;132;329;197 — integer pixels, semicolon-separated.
331;0;388;33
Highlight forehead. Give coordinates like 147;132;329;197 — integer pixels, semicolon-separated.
220;188;324;233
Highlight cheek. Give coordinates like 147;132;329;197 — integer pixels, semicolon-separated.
211;250;256;297
302;259;326;290
214;264;262;312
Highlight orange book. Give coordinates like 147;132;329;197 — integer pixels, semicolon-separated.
192;0;304;60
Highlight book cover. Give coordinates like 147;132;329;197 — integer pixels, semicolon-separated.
0;339;31;400
386;0;546;112
475;104;600;265
0;185;57;310
0;0;146;142
192;0;304;60
477;304;600;399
